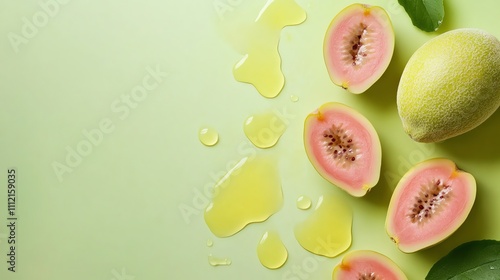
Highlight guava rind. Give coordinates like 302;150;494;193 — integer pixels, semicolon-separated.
332;250;408;280
303;102;381;197
397;28;500;143
385;158;476;253
323;3;395;94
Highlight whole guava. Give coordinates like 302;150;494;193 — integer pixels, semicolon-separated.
397;28;500;143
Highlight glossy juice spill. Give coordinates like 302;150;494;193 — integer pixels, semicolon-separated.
296;195;312;210
204;156;283;237
206;239;213;247
208;254;232;266
198;127;219;146
243;111;287;148
290;95;299;102
294;195;352;257
232;0;306;98
257;231;288;269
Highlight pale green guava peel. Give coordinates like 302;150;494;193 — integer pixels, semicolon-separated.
397;28;500;143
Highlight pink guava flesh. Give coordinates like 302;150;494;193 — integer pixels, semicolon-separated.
386;158;476;253
332;250;408;280
304;102;381;197
324;4;394;94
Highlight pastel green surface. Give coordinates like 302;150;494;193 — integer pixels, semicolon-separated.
0;1;499;280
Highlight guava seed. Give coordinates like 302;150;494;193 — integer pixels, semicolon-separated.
358;272;380;280
322;124;358;165
346;23;370;66
409;179;452;223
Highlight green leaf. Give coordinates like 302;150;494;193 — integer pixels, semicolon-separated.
426;240;500;280
398;0;444;32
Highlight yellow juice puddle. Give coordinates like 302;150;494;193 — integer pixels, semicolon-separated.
199;127;219;147
206;239;214;247
290;95;299;102
208;254;232;266
257;231;288;269
243;111;287;148
204;156;283;237
296;195;312;210
294;195;352;257
232;0;307;98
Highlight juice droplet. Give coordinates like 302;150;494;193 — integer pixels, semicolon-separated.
232;0;307;98
296;195;312;210
204;156;283;237
290;95;299;102
257;231;288;269
208;254;232;266
294;195;352;257
206;239;213;247
243;111;287;148
198;127;219;147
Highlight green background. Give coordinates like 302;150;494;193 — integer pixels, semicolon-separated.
1;0;499;279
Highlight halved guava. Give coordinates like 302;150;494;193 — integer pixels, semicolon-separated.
385;158;476;253
324;3;395;94
332;250;408;280
304;102;381;197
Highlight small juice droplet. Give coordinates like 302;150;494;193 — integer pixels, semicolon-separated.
257;231;288;269
204;156;283;237
243;111;287;149
290;95;299;102
296;195;311;210
232;0;307;98
199;127;219;147
294;195;352;257
206;239;213;247
208;254;232;266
